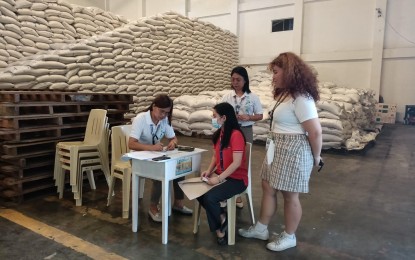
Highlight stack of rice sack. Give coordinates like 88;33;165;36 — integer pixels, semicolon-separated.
0;0;126;71
249;70;274;141
317;82;378;150
0;0;238;119
172;92;225;136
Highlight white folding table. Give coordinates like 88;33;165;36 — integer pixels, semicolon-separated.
129;148;206;244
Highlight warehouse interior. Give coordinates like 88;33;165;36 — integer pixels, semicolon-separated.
0;0;414;259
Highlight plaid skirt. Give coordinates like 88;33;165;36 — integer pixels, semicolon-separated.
260;133;313;193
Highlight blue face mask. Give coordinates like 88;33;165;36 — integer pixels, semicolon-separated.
212;118;222;129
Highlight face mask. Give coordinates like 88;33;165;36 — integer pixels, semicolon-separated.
212;118;222;129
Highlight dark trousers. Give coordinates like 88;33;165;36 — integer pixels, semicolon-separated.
150;177;184;205
240;126;253;144
197;178;246;232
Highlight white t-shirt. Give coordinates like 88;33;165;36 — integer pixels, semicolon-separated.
222;90;263;127
130;110;175;145
270;95;318;134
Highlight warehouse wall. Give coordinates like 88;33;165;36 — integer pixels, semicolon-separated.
64;0;415;122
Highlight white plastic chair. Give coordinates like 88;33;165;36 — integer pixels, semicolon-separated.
107;124;145;219
193;142;254;245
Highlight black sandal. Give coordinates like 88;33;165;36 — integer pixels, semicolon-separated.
220;217;228;234
217;235;227;245
216;217;228;245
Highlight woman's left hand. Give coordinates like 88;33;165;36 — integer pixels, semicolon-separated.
207;176;221;186
166;140;176;150
237;114;250;121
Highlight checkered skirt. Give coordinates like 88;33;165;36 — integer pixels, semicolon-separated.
260;133;313;193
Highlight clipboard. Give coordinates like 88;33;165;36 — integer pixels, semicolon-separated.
178;176;225;200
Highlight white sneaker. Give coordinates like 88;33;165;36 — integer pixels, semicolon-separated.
238;225;269;240
266;231;296;251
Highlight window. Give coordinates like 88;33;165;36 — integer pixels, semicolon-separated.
272;18;294;32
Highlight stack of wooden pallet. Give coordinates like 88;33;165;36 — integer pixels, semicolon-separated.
0;91;133;202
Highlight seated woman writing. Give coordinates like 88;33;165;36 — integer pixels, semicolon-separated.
128;94;192;222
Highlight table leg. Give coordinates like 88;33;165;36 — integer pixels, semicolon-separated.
193;200;201;234
168;181;172;216
161;179;169;244
132;174;139;232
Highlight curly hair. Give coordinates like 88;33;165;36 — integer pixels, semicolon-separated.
268;52;319;101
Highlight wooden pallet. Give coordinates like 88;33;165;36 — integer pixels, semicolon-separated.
0;119;127;141
0;135;84;167
1;177;55;199
0;101;130;117
0;91;133;201
0;163;54;179
0;91;132;103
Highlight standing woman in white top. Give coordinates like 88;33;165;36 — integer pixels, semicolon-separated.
239;52;322;252
128;94;193;223
222;66;264;144
222;66;263;208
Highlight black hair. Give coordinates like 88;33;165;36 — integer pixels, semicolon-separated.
145;94;173;125
212;102;245;148
231;66;251;94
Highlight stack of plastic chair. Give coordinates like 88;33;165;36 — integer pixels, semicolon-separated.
193;142;254;245
55;125;110;206
107;125;145;219
53;109;111;206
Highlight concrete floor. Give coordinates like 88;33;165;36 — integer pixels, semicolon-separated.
0;124;414;259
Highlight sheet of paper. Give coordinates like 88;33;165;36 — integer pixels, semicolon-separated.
122;151;166;161
121;149;187;161
178;176;225;200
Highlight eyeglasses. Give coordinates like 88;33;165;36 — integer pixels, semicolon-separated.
155;107;170;117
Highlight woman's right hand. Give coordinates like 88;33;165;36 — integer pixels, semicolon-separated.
152;143;164;151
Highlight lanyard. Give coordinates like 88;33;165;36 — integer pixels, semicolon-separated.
269;93;288;130
150;124;160;145
233;95;245;114
219;133;224;171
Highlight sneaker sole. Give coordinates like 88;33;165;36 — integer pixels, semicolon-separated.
148;212;162;222
238;232;269;240
172;208;193;215
266;243;296;251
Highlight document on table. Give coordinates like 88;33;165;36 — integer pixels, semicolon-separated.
178;176;225;200
121;150;184;161
121;151;166;161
